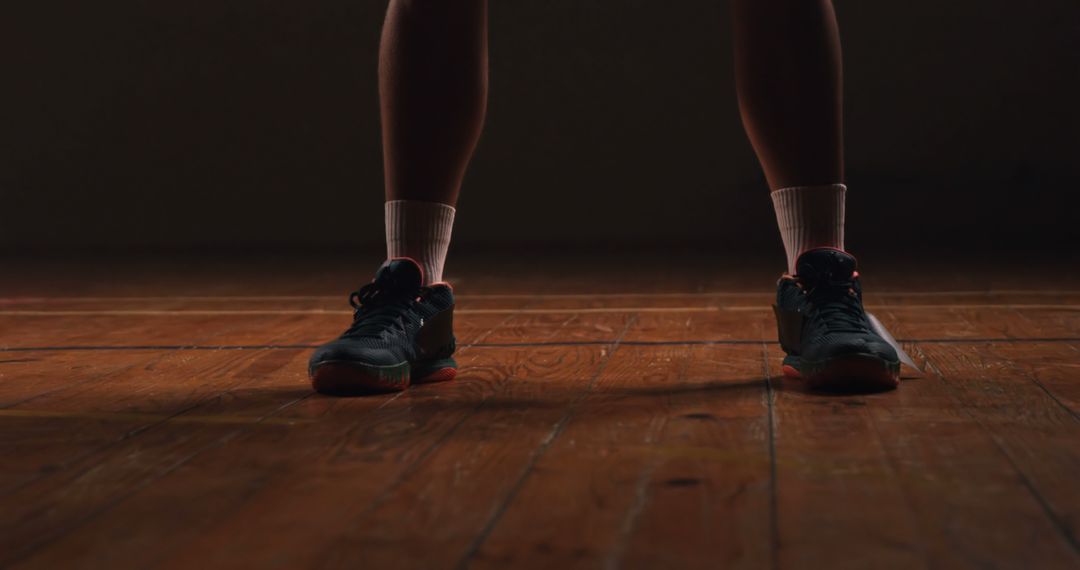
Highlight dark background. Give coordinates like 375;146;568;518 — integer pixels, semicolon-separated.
3;1;1078;254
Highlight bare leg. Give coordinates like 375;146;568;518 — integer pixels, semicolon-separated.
380;0;488;205
737;2;902;391
307;2;488;395
732;0;843;190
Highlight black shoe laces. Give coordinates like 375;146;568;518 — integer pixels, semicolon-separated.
342;282;429;338
804;279;870;334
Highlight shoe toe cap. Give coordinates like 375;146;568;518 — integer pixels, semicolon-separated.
806;333;898;362
308;341;402;371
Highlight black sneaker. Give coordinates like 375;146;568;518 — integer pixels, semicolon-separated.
773;248;900;391
308;258;457;394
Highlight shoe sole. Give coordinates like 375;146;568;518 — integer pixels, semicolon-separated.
788;354;900;392
310;357;457;395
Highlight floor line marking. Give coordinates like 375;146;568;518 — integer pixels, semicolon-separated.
2;337;1079;353
2;304;1079;316
761;341;781;570
6;334;1080;351
1;289;1078;303
0;408;311;426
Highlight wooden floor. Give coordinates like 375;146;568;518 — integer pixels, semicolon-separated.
2;252;1079;569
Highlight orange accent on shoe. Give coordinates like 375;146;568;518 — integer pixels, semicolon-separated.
782;364;803;379
415;367;457;384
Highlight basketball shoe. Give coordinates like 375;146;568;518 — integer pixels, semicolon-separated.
309;258;457;394
773;248;900;391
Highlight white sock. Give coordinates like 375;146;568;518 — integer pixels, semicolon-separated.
385;200;456;285
771;184;846;274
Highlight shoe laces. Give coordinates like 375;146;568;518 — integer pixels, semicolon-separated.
803;276;869;334
342;282;429;338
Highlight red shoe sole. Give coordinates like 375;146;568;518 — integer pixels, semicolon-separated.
414;367;457;384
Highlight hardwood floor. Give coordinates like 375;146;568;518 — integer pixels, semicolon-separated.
1;252;1078;569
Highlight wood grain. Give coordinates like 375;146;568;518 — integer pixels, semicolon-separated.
3;255;1079;568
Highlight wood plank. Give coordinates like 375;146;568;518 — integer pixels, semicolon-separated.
0;311;516;349
4;290;1079;314
0;349;314;563
0;314;314;348
0;295;531;314
624;310;774;343
767;341;1080;569
4;302;526;567
468;343;688;568
915;342;1080;552
764;344;926;569
12;345;601;569
149;345;610;570
875;307;1080;341
466;342;769;568
480;311;635;344
615;344;772;570
3;303;1076;352
3;350;449;568
5;254;1080;568
303;343;625;568
995;342;1080;415
0;351;166;407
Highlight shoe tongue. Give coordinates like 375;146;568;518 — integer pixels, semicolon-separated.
373;258;423;296
795;248;857;286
